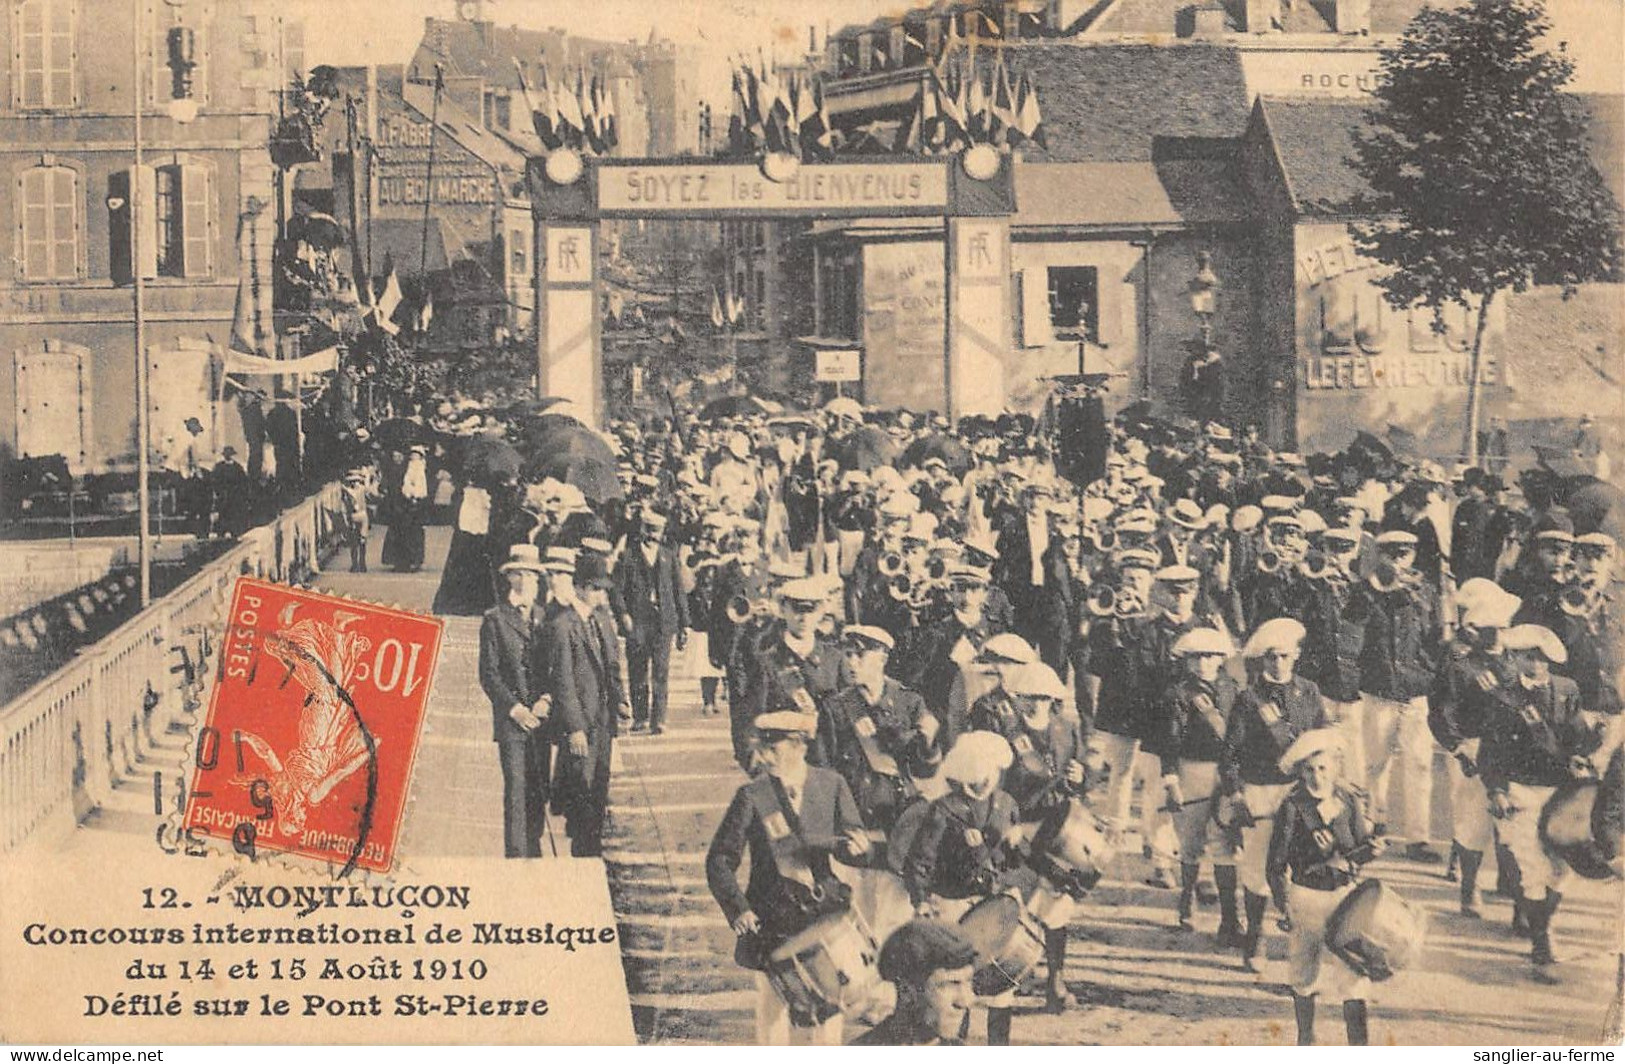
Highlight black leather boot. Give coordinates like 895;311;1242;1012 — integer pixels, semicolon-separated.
1343;999;1370;1045
1293;992;1317;1045
1177;862;1199;929
1459;847;1484;917
1445;840;1461;881
1215;865;1243;946
1242;890;1268;971
987;1006;1012;1046
1044;927;1069;1013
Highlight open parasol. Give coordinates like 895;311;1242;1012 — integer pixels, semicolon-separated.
522;424;623;505
830;424;901;472
899;433;973;477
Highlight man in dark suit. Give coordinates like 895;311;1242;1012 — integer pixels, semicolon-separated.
705;709;873;1045
994;481;1054;650
616;511;690;735
479;543;551;858
211;446;251;538
544;552;628;857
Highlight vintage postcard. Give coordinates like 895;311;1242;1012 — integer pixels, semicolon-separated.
0;0;1621;1050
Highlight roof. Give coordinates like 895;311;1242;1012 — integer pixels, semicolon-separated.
1258;92;1625;216
363;217;457;274
401;80;529;177
410;18;646;90
1013;162;1181;226
1003;44;1254;163
1089;0;1437;36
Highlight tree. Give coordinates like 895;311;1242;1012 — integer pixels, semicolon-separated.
1349;0;1622;463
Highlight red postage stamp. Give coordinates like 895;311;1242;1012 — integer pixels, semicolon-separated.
183;577;444;874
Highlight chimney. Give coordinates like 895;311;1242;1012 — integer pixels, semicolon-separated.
1192;5;1228;37
1242;0;1276;32
1333;0;1371;34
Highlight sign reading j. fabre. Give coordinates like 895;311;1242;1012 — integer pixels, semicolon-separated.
596;162;949;215
815;348;862;383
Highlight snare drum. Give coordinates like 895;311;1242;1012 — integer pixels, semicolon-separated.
957;892;1046;997
1030;799;1113;895
1323;879;1426;982
1540;779;1614;880
765;909;881;1025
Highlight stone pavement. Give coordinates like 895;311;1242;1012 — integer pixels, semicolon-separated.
69;524;1625;1045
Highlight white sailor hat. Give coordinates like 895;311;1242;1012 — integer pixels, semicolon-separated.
1375;530;1419;548
1267;512;1305;530
1502;624;1567;663
1081;497;1115;524
1260;494;1298;513
1322;526;1361;545
1008;662;1069;700
778;577;826;603
950;563;992;585
580;536;613;554
906;512;939;541
1577;532;1618;551
979;633;1037;665
941;730;1014;784
1172;628;1234;657
768;558;808;581
1455;577;1506;614
1278;727;1344;775
754;710;819;738
1231;505;1264;532
1244;617;1307;658
1297;510;1328;535
1463;592;1521;631
880;493;919;520
841;625;895;652
1155;564;1201;584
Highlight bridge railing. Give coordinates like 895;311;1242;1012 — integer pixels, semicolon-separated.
0;482;345;852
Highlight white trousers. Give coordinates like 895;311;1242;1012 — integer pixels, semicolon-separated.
1500;782;1568;897
755;973;843;1045
1362;694;1435;843
1447;738;1494;853
1325;698;1367;793
1237;782;1294;894
1093;730;1141;826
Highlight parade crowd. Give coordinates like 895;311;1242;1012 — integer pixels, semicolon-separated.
353;395;1623;1046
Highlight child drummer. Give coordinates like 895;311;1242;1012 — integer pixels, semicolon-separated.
705;710;876;1045
901;730;1024;1045
1265;728;1385;1046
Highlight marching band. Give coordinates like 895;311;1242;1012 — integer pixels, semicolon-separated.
453;400;1623;1045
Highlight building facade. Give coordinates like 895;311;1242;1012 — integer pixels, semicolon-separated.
0;0;300;474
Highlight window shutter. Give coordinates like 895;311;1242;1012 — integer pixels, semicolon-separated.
180;162;211;277
108;170;131;283
1018;266;1052;347
51;167;76;277
47;0;72;107
21;168;49;279
19;0;44;107
133;164;157;280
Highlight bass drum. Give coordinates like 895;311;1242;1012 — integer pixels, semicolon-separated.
957;892;1046;998
1540;779;1615;880
1323;879;1426;982
765;909;881;1025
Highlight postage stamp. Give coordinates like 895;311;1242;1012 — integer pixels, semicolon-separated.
182;577;444;875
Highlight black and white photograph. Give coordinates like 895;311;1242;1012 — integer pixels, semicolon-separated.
0;0;1622;1050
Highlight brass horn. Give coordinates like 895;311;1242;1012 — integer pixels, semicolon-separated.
878;551;906;578
1087;584;1118;616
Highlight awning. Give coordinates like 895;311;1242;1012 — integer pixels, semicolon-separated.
361;217;458;274
225;346;339;377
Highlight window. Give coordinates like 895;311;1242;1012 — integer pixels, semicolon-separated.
17;164;80;280
755;271;766;330
13;341;90;466
1048;266;1099;342
108;162;212;282
147;6;208;110
12;0;77;110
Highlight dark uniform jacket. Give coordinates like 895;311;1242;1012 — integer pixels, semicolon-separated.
1220;675;1328;789
1427;643;1515;753
615;540;690;644
1349;575;1442;701
902;789;1022;903
1479;675;1599;792
744;634;843;761
1297;577;1364;703
971;707;1084;820
705;767;868;948
479;601;543;743
1088;610;1209;742
820;679;941;833
1156;672;1237;776
1266;784;1374;906
901;608;1003;724
1553;591;1623;718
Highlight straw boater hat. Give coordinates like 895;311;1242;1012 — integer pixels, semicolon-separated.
1375;529;1419;549
942;730;1014;784
1166;499;1208;531
1278;727;1344;775
1155;564;1200;585
543;546;578;574
499;543;546;573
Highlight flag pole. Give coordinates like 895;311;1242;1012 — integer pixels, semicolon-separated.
133;0;151;606
420;64;442;281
